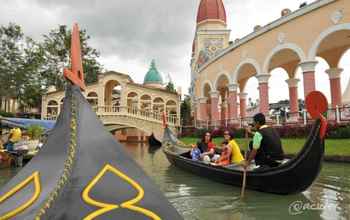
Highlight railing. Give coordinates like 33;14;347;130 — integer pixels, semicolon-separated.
195;106;350;129
44;105;180;126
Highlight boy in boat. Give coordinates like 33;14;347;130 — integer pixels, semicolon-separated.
190;144;201;161
212;140;231;166
242;113;284;169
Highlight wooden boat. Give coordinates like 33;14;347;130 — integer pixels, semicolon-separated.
0;23;182;220
163;92;328;195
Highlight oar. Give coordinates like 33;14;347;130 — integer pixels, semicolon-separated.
240;168;247;199
240;126;249;199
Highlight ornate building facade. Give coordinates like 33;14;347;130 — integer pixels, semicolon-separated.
190;0;350;126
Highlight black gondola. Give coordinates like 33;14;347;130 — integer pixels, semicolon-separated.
162;92;328;195
0;24;182;220
148;133;162;148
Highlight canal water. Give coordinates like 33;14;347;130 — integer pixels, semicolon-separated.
0;142;349;220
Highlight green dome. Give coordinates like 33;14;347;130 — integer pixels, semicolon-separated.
144;60;163;85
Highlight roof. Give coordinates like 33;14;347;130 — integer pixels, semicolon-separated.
196;0;227;24
143;60;163;85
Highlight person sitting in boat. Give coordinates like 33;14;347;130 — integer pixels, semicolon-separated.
223;130;244;164
4;127;22;151
197;132;220;163
190;144;201;161
242;113;284;169
212;140;231;166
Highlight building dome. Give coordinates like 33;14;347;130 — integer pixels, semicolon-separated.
196;0;226;24
143;60;163;88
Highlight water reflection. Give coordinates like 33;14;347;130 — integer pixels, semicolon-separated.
0;143;349;220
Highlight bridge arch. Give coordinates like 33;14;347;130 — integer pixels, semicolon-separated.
308;23;350;61
263;43;306;75
201;80;213;97
232;58;261;84
47;100;59;118
104;80;122;106
87;91;98;106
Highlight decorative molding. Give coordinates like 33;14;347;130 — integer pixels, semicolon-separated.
239;93;248;99
197;0;336;73
299;60;318;72
330;9;343;24
256;74;270;84
228;84;238;92
277;32;286;44
285;78;300;88
326;67;343;79
209;91;219;98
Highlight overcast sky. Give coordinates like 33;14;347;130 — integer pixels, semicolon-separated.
1;0;349;103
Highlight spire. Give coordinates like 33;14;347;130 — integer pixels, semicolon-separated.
196;0;227;24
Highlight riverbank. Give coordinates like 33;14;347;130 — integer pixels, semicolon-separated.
179;137;350;163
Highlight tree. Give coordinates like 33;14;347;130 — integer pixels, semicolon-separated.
181;95;192;126
0;23;45;110
165;81;176;93
40;25;103;90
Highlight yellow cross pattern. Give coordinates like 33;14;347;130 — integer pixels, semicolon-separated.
82;164;161;220
0;172;41;220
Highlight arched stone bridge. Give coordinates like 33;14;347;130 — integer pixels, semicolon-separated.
95;106;179;141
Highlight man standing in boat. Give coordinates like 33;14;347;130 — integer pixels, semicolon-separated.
243;113;284;169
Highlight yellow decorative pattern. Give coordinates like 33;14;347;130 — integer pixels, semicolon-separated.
0;172;41;220
82;164;161;220
35;95;78;220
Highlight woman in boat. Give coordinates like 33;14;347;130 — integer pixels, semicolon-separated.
197;132;219;163
223;130;244;164
243;113;284;168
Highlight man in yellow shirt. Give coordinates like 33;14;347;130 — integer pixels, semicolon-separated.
223;131;244;164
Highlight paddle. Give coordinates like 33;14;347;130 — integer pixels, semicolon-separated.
240;126;249;199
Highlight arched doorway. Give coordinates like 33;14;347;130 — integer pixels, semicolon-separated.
105;80;122;112
47;100;58;119
127;92;138;114
87;92;98;111
166;100;177;124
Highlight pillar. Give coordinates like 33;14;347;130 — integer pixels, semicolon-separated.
326;67;343;108
299;60;318;99
228;84;238;120
286;78;300;120
256;74;270;116
198;97;208;121
239;93;248;118
209;91;220;123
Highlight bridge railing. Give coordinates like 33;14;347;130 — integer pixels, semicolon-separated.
94;105;179;126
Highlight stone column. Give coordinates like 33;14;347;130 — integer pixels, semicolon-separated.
228;84;238;120
326;67;343;108
256;74;270;116
286;78;300;120
299;60;318;99
209;91;220;123
239;93;248;118
198;97;208;121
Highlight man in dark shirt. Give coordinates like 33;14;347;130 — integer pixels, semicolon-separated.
242;113;284;168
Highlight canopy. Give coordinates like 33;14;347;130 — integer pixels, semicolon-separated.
0;117;55;131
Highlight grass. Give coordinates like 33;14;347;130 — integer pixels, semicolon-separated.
179;137;350;156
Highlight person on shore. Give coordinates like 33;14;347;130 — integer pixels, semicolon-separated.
242;113;284;169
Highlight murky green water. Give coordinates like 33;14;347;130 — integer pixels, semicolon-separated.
1;143;349;220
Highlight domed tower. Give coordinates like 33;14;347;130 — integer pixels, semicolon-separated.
143;59;164;89
190;0;231;93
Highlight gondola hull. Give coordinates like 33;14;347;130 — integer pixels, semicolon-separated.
163;120;324;195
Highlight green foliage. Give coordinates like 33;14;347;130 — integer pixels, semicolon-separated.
40;25;103;90
0;110;15;117
0;23;103;112
27;124;44;139
165;81;176;93
181;95;192;126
